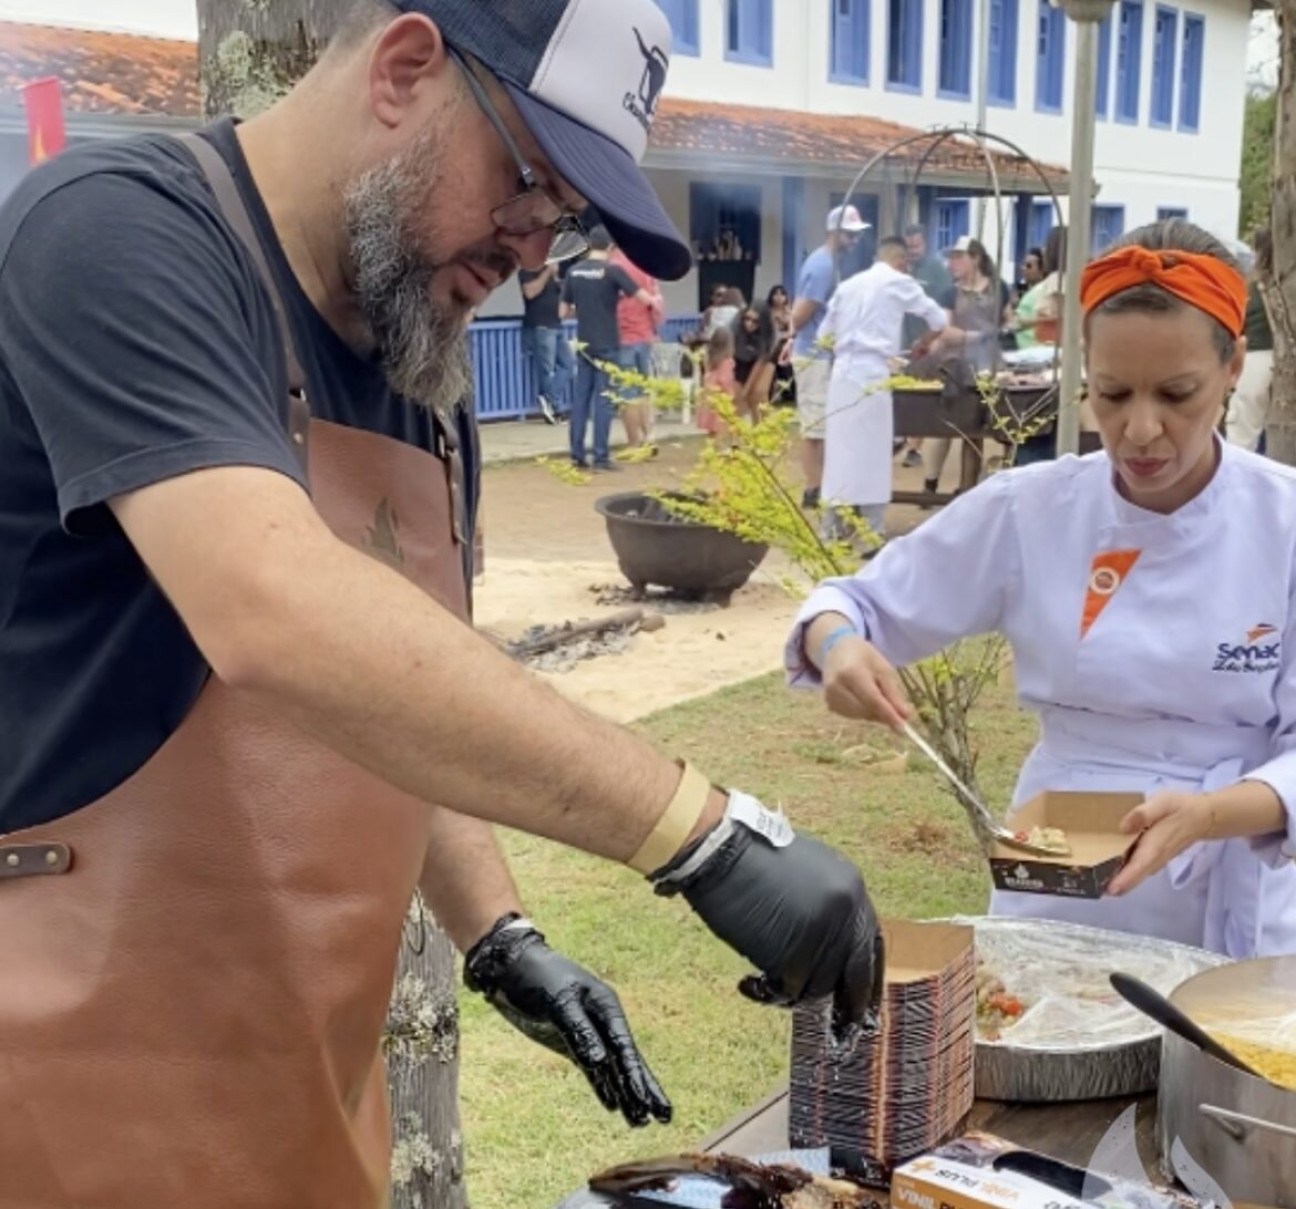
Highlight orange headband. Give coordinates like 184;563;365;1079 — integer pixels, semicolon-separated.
1080;245;1248;338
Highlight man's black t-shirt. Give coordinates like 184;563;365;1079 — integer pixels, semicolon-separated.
0;119;479;833
560;259;637;354
518;266;562;330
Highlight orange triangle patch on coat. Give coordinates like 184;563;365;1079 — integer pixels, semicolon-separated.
1080;549;1142;639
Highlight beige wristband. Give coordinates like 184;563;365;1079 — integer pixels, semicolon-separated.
628;760;714;875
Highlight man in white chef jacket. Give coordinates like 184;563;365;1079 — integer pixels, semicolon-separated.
819;236;950;543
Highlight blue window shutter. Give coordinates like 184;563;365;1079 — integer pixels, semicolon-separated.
1096;13;1113;116
655;0;700;54
989;0;1019;105
1029;200;1055;250
1035;1;1066;113
939;0;973;97
1091;205;1126;253
782;177;806;289
1115;0;1143;123
831;0;871;83
1179;14;1204;131
935;200;971;250
936;204;955;250
953;201;970;242
887;0;924;90
726;0;774;64
1150;6;1178;126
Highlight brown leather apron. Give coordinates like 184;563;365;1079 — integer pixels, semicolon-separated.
0;134;468;1208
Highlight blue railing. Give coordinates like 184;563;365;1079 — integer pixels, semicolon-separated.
469;315;701;422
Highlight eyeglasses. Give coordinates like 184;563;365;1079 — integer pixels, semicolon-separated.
447;46;589;265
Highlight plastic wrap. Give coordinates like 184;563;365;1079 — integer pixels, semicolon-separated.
952;916;1226;1050
944;917;1227;1102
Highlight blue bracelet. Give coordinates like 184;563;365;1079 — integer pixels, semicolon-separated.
817;623;859;667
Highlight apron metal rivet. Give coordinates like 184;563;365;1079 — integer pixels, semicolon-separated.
44;850;58;865
4;853;18;867
292;432;305;445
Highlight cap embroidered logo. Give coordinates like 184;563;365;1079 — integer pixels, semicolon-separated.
625;28;669;133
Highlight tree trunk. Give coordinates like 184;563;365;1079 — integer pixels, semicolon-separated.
1265;1;1296;464
193;5;469;1206
197;0;348;118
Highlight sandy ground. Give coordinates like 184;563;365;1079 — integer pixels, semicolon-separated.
473;433;965;722
473;558;800;723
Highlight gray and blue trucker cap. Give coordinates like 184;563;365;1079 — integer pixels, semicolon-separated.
393;0;692;280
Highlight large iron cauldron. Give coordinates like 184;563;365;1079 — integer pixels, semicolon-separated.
594;492;769;605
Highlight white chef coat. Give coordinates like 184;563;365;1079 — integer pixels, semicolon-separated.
785;440;1296;958
819;263;949;508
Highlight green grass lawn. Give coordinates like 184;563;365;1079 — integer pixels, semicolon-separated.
457;669;1039;1209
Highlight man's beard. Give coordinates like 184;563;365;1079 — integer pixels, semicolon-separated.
343;129;473;413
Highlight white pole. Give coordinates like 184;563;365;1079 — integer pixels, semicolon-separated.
1055;7;1105;456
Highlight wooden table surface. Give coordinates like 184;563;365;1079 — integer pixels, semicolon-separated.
554;1086;1158;1207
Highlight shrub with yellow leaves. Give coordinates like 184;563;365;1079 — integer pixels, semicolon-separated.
539;350;1008;794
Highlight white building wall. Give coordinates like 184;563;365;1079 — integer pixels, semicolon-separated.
663;0;1248;242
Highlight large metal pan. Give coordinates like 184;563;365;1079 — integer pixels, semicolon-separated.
1158;956;1296;1208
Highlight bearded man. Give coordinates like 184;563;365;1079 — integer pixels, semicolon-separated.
0;2;884;1205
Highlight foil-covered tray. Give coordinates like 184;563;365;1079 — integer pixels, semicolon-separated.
944;916;1228;1103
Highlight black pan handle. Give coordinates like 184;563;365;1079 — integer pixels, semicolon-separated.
1109;972;1263;1079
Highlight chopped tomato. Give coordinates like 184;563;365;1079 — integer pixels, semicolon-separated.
987;993;1024;1017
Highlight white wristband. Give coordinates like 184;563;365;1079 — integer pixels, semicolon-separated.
653;792;795;887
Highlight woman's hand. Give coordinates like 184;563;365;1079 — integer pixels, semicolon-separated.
820;636;912;732
1106;792;1215;896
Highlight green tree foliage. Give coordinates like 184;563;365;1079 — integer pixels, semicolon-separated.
1240;88;1277;237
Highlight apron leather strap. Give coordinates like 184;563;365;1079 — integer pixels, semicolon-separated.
0;842;71;879
179;133;311;468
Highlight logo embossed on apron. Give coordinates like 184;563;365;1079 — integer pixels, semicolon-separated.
363;500;405;569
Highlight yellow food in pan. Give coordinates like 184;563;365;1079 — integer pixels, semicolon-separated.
1211;1032;1296;1091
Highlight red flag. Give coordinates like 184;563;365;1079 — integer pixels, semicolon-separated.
21;77;67;166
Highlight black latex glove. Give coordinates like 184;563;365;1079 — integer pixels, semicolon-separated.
464;918;672;1128
657;824;885;1040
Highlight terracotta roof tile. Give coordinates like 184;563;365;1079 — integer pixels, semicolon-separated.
0;21;200;118
0;21;1066;190
650;98;1069;192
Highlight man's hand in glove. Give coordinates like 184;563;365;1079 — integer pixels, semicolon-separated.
464;916;672;1128
653;792;885;1040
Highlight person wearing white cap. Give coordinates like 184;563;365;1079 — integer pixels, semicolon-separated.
789;203;870;508
0;0;884;1203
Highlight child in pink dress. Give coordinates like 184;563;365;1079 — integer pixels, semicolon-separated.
698;326;737;436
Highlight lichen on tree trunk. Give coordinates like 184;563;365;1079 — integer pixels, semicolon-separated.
197;0;342;118
1264;1;1296;465
193;5;470;1205
384;896;469;1209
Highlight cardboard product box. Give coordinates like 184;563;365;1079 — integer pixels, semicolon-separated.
891;1132;1231;1209
988;792;1143;900
789;920;976;1187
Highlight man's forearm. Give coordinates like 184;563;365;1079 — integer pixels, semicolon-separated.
418;811;523;952
229;502;724;865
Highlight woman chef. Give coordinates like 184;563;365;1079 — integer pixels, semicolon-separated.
785;219;1296;958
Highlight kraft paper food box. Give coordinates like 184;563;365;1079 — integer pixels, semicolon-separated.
891;1132;1216;1209
987;792;1143;900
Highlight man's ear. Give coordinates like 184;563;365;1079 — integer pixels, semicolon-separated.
367;13;450;131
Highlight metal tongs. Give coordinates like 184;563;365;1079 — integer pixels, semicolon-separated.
901;722;1069;858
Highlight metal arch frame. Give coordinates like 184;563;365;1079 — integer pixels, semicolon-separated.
827;124;1069;423
828;124;1066;298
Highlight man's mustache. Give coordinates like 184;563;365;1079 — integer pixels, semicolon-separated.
455;248;520;288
